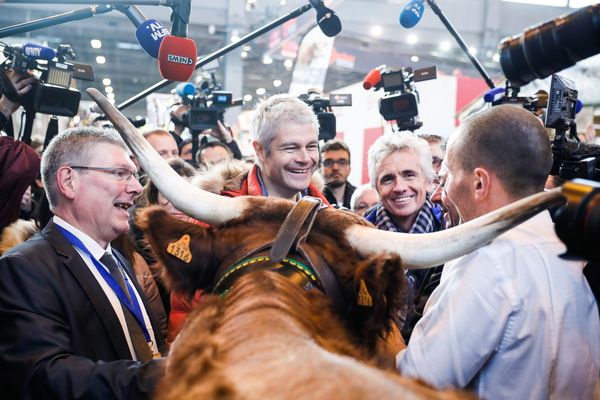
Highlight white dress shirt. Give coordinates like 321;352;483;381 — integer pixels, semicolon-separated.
53;216;158;360
397;212;600;399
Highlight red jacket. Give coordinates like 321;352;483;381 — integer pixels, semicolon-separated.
167;165;330;342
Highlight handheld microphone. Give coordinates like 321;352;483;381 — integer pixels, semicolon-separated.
362;65;386;90
175;82;196;97
158;36;197;82
399;0;426;29
308;0;342;37
21;43;56;61
483;87;505;103
136;19;170;59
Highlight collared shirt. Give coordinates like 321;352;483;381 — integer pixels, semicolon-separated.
53;216;158;360
397;212;600;399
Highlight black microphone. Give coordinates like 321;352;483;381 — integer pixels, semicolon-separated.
308;0;342;37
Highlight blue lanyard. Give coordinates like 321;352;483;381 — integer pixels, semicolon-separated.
57;226;151;342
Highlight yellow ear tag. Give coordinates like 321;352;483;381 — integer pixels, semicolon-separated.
166;234;192;264
357;279;373;307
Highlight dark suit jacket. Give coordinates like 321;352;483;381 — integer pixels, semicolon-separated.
0;221;166;399
322;181;356;209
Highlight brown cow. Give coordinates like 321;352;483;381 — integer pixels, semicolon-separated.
87;88;563;399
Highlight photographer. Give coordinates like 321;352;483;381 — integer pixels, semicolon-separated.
0;69;35;132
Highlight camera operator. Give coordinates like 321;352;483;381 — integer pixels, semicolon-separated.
0;69;35;132
199;119;242;161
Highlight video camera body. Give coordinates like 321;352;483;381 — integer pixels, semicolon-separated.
367;65;436;132
298;90;351;142
0;42;94;117
176;73;241;132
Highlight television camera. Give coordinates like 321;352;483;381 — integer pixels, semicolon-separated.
175;73;241;132
364;65;436;132
298;90;352;142
0;42;94;117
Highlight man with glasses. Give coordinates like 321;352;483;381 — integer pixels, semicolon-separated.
320;139;355;209
0;127;166;399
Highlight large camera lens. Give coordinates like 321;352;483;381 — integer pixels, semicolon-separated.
499;4;600;88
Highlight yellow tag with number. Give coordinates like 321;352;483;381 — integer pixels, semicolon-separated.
357;279;373;307
166;234;192;264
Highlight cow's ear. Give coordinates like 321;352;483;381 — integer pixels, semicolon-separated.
136;206;222;295
345;254;407;352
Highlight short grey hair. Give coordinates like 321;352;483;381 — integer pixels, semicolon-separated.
41;127;127;209
350;183;377;211
250;94;319;155
367;132;435;188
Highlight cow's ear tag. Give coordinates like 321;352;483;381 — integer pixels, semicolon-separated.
166;234;192;264
357;279;373;307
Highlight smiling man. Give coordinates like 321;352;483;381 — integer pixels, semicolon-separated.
0;127;166;399
220;94;329;203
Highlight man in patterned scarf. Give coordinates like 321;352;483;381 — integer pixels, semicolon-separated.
364;132;442;341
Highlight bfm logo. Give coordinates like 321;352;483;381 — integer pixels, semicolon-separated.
149;22;169;41
168;54;194;65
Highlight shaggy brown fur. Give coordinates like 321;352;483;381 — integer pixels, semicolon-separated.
137;199;405;353
0;219;38;256
157;271;468;400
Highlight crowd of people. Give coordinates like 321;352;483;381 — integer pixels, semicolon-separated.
0;68;598;399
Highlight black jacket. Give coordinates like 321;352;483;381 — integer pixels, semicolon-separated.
322;181;356;209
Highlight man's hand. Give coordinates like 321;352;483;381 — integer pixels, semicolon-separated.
204;120;233;144
0;69;36;118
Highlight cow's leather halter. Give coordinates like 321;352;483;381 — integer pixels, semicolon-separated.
212;197;347;312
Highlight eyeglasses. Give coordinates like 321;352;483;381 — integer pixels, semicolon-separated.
322;159;349;168
70;166;138;182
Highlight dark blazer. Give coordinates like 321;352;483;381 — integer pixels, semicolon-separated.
322;181;356;209
0;221;166;400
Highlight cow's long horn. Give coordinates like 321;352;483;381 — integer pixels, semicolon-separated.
86;88;248;225
346;188;564;269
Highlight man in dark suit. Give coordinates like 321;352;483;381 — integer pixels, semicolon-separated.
320;139;355;209
0;127;166;399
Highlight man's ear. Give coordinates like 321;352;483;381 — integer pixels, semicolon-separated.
473;167;491;201
252;140;264;165
56;166;76;200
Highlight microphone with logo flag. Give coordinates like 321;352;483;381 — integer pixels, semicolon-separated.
117;5;169;59
21;43;56;61
158;0;197;82
308;0;342;37
399;0;426;29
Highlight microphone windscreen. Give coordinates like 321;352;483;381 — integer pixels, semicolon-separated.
363;69;382;90
21;43;56;61
176;82;196;97
316;8;342;37
576;99;583;114
158;36;197;82
399;0;425;29
136;19;170;59
483;87;505;103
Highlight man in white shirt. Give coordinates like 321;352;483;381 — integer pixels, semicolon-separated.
0;127;166;399
396;105;600;399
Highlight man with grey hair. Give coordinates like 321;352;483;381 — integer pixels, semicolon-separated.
364;132;443;342
220;94;329;203
0;127;166;399
397;105;599;398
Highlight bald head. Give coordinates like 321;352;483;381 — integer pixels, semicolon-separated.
449;105;552;197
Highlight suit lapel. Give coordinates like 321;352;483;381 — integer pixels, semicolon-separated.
42;222;133;359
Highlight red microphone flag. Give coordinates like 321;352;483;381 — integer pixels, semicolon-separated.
158;36;197;82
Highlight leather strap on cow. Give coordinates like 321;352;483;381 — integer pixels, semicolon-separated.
211;197;347;312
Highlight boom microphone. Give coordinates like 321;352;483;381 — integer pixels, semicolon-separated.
308;0;342;37
399;0;426;29
21;43;56;61
136;19;170;59
500;4;600;88
158;36;197;82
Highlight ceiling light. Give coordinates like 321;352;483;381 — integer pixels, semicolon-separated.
107;92;115;100
208;24;216;35
410;55;420;62
96;55;106;64
468;46;478;56
243;94;253;102
256;88;266;95
241;51;248;58
492;53;500;62
102;78;111;86
262;55;273;65
109;98;115;104
370;25;383;37
105;86;114;94
273;79;282;87
90;39;102;49
501;0;567;6
243;45;252;51
284;59;294;69
407;34;418;45
439;41;451;51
